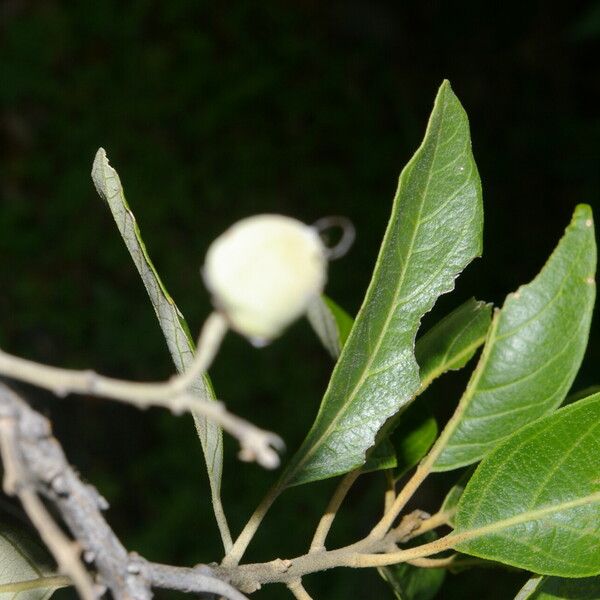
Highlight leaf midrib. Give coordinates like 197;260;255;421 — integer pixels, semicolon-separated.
453;490;600;546
434;232;592;468
283;89;450;483
1;532;45;578
473;310;590;394
458;399;599;527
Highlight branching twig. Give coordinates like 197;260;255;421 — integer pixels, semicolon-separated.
216;532;459;592
368;381;474;540
0;416;96;600
0;383;247;600
407;555;457;568
0;382;465;599
0;317;283;469
405;509;454;541
223;482;283;567
287;579;314;600
139;560;248;600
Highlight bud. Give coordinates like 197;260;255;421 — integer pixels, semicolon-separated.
203;215;327;345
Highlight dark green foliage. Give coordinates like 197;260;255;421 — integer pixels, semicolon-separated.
2;4;599;599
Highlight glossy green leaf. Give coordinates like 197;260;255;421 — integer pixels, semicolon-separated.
515;575;600;599
310;297;486;476
0;520;62;600
91;150;224;501
366;298;489;474
307;297;397;473
379;532;445;600
391;403;438;480
307;296;354;359
452;393;600;577
434;204;596;471
416;298;492;392
281;80;483;487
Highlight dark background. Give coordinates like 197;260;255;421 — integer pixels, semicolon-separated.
1;1;598;598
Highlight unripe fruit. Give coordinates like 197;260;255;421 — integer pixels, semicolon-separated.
203;215;328;345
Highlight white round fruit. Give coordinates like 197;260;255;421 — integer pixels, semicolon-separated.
203;214;327;344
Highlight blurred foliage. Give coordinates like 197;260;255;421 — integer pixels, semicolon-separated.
0;1;598;598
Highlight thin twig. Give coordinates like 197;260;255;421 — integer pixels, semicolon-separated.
0;383;247;600
0;313;283;469
223;482;284;567
287;579;314;600
19;490;96;600
217;532;460;591
367;320;501;541
368;456;437;540
144;560;248;599
405;509;454;541
407;555;457;568
383;470;396;514
368;383;478;539
211;489;234;554
0;417;96;600
309;470;361;552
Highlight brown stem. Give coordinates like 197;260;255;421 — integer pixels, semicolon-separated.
309;470;361;552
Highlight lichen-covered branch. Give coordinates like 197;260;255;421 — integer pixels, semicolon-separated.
0;382;247;600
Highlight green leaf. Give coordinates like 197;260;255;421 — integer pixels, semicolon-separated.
310;297;485;477
452;393;600;577
362;438;397;473
0;520;62;599
91;149;223;496
306;297;398;472
379;532;446;600
391;403;438;480
439;468;474;527
515;575;600;599
280;80;483;487
307;296;354;359
434;204;596;471
366;298;489;475
416;298;492;392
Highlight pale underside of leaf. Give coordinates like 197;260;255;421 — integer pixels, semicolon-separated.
306;296;352;360
434;204;596;471
281;80;483;487
91;149;223;493
452;393;600;577
515;574;600;600
0;523;56;600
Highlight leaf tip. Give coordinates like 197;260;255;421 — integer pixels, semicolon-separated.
573;203;594;230
91;147;118;202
